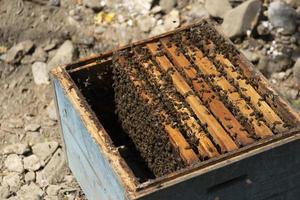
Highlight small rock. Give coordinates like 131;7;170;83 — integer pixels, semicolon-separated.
150;24;167;37
271;71;286;80
285;88;299;99
283;0;300;7
268;1;297;35
240;49;260;62
0;185;10;199
24;131;43;146
160;0;177;13
82;0;102;10
64;175;75;183
49;0;60;6
23;155;44;171
137;15;156;33
47;100;58;121
4;40;34;63
44;196;59;200
185;3;209;21
164;9;180;31
32;47;48;62
293;58;300;85
4;154;24;173
2;172;21;193
205;0;232;18
46;185;61;196
36;148;66;187
24;123;41;132
257;56;289;78
257;21;271;36
32;62;49;85
16;183;44;200
25;171;36;183
222;0;262;38
1;143;30;155
32;141;59;161
47;40;76;71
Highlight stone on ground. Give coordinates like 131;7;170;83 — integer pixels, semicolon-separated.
32;62;49;85
222;0;262;38
3;40;34;64
23;154;44;171
205;0;232;18
293;58;300;85
25;171;36;183
47;100;58;121
24;123;41;132
32;141;59;161
47;40;76;71
164;9;180;31
16;183;44;200
160;0;177;13
36;148;66;187
268;1;297;35
1;143;30;155
2;172;21;193
4;154;24;173
0;185;10;199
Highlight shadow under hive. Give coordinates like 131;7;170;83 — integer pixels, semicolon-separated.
111;21;293;177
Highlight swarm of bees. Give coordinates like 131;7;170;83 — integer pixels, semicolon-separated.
111;21;293;177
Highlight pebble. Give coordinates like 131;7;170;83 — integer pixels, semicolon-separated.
32;141;59;161
32;62;49;85
268;1;297;35
46;185;61;196
222;0;262;38
23;155;44;171
25;171;36;183
0;185;10;199
293;58;300;85
82;0;102;10
137;15;156;33
284;0;300;7
47;100;58;121
205;0;232;18
159;0;177;13
24;123;41;132
32;47;48;62
3;40;34;63
240;49;260;63
1;143;30;155
285;88;299;99
150;24;167;37
49;0;60;6
2;172;21;193
4;154;24;173
16;183;44;200
164;9;180;31
36;148;66;187
185;3;209;21
47;40;76;71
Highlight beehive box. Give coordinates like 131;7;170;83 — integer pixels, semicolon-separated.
51;20;300;200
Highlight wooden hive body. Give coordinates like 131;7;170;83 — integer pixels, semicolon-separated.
51;21;300;200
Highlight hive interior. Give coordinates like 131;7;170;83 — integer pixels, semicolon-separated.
69;21;298;182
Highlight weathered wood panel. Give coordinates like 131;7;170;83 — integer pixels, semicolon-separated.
53;78;129;200
138;137;300;200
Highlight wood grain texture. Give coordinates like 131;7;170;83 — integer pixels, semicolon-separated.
53;78;129;200
184;45;273;138
137;137;300;200
146;42;238;153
